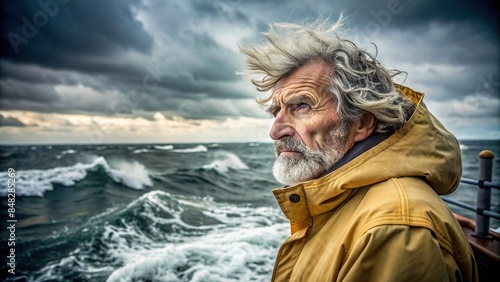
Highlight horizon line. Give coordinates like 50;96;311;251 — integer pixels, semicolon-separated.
1;139;499;147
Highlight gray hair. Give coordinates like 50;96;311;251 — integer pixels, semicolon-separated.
239;17;415;133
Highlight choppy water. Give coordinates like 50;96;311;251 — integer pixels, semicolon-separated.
0;140;498;281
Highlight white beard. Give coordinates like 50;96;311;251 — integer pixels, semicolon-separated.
272;121;350;186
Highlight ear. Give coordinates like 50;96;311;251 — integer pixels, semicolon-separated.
353;112;376;142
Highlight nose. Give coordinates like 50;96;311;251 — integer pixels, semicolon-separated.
269;116;295;140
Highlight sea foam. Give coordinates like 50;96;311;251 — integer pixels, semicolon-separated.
30;191;287;281
62;149;77;154
154;145;174;150
108;160;153;190
103;191;287;282
106;224;286;282
0;157;153;197
133;149;151;154
172;145;208;153
202;151;249;173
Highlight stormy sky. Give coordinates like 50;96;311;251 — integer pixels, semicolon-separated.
1;0;499;144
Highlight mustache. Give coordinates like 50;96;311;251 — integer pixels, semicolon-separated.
274;138;307;156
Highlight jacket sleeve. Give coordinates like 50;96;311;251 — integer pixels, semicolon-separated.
337;225;467;282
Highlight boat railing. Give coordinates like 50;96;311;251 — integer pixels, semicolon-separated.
441;150;500;238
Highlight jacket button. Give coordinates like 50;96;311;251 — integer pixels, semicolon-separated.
289;194;300;203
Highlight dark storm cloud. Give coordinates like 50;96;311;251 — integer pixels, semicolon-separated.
190;0;251;24
0;78;59;103
325;0;499;108
0;0;498;127
1;60;67;84
0;0;153;80
0;0;258;118
345;0;498;34
0;114;26;127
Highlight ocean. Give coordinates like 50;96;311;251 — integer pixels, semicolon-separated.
1;140;499;281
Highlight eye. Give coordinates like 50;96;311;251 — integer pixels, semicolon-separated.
271;107;281;117
297;103;310;111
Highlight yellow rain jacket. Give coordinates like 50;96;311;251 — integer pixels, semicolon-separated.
271;86;478;281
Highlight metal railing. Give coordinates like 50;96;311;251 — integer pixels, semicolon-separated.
441;150;500;239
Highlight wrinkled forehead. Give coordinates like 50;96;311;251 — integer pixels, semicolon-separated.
271;60;334;104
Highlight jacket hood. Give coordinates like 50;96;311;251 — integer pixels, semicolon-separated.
273;85;462;217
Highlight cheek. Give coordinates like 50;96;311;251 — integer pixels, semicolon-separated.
293;121;314;146
295;119;333;148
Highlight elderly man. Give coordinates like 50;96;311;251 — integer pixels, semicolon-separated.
240;18;478;281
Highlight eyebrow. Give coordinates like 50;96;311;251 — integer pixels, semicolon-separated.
266;94;313;115
285;96;311;105
266;104;279;115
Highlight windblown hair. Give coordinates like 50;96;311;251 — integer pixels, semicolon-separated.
239;16;415;133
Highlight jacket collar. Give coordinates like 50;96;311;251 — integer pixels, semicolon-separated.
321;131;388;177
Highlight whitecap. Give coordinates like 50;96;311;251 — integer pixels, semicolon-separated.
26;191;287;280
0;157;152;197
133;149;151;154
172;145;208;153
459;144;469;150
202;151;248;173
108;160;153;189
103;191;287;282
154;145;174;150
106;223;287;282
62;149;77;155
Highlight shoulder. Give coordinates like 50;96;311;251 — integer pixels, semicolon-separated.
352;177;470;256
354;177;457;234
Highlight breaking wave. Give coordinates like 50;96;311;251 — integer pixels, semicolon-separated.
202;151;249;173
0;156;153;197
172;145;208;153
27;191;287;282
133;149;151;154
154;145;174;150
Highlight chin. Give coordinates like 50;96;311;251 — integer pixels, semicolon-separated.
272;157;322;185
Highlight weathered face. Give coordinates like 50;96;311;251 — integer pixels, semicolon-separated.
268;60;353;185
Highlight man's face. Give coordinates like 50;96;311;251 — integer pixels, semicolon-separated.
268;60;354;185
